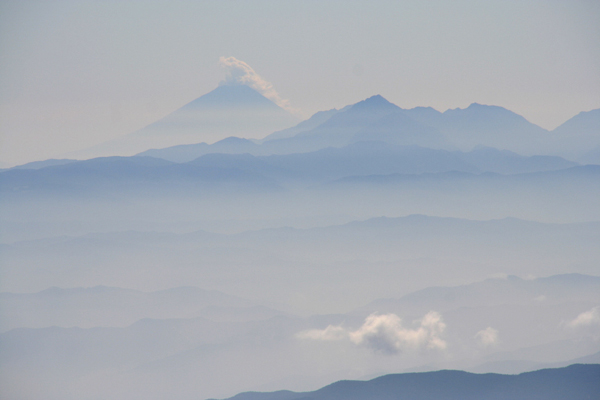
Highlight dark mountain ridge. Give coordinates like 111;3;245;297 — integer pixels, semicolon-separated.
216;364;600;400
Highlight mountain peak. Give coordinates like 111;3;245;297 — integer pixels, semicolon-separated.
443;103;529;122
553;108;600;133
105;83;302;152
213;136;255;145
349;94;401;114
181;84;283;111
445;103;508;113
466;102;509;111
366;94;388;102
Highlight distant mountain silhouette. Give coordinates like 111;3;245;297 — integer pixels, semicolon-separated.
261;95;451;153
352;110;448;148
255;142;479;179
136;95;575;161
553;109;600;138
4;159;78;170
353;272;600;316
1;143;582;198
403;103;550;155
137;139;575;173
67;85;300;159
262;98;553;156
455;146;577;174
138;137;262;163
330;165;599;187
137;96;437;160
174;84;286;111
261;109;342;142
0;155;281;197
216;364;600;400
551;108;600;161
135;84;298;141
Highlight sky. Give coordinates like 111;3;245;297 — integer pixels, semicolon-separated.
1;0;599;166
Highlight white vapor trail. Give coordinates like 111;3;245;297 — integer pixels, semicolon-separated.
218;56;297;114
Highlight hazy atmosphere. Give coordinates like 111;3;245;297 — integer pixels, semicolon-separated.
1;0;600;165
1;1;599;400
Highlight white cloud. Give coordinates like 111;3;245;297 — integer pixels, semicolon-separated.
475;327;499;347
567;307;600;329
218;56;297;114
296;311;447;355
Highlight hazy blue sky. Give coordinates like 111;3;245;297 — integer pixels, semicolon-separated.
1;0;599;165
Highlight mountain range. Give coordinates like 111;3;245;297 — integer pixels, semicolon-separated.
214;364;600;400
0;142;581;197
132;92;600;163
60;85;600;163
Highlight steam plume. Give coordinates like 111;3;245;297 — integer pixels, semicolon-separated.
218;56;297;114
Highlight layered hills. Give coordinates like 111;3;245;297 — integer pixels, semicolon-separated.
2;270;599;399
0;143;581;196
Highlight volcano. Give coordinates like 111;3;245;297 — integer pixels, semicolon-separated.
71;84;300;158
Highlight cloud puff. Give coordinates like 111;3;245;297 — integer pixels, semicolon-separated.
296;311;447;355
475;327;499;347
566;306;600;329
218;56;296;113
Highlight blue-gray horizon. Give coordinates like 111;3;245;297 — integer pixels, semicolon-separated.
1;1;599;165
